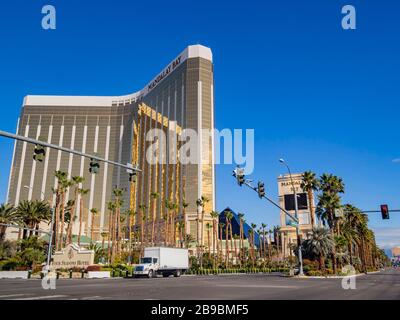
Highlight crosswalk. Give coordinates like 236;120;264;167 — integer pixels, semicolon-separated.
0;293;108;300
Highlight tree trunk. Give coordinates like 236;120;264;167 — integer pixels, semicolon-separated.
58;191;66;250
107;210;112;263
308;189;315;226
225;220;229;267
66;188;78;244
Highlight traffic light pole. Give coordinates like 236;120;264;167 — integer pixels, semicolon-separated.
0;129;141;173
233;168;304;276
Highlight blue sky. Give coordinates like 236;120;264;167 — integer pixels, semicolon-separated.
0;0;399;248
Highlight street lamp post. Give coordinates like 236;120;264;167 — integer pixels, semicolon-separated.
23;185;54;274
279;159;304;276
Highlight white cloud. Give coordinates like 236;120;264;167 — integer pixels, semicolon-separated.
373;227;400;249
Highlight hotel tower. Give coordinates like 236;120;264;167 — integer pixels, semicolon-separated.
6;45;216;245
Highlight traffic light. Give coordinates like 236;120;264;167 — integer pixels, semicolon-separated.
233;167;245;186
89;157;100;174
380;204;389;220
33;139;46;162
257;181;265;198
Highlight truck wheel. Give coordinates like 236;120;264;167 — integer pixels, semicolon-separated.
174;270;181;277
148;270;153;278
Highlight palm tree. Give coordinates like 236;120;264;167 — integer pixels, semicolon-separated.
107;201;115;262
205;222;212;255
196;196;209;257
218;222;224;266
237;213;245;264
150;192;159;245
125;208;135;260
54;170;67;250
59;178;73;249
182;201;189;236
210;210;219;265
16;200;51;238
66;175;85;244
302;227;334;271
113;188;124;257
0;203;19;241
261;223;267;259
101;232;108;250
169;202;178;246
90;208;99;242
138;204;147;253
163;200;171;246
77;188;89;246
224;210;233;266
250;223;257;265
178;221;185;248
248;229;254;266
273;226;281;257
300;171;319;226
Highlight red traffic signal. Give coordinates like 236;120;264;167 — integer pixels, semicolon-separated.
380;204;389;220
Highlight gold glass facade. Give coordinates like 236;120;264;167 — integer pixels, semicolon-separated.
6;45;216;245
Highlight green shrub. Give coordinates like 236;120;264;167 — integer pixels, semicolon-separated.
0;257;21;270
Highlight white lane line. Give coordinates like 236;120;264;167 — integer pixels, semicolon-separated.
10;295;68;300
216;284;298;289
0;294;34;298
80;296;109;300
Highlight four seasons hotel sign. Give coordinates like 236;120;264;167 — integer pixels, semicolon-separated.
52;244;94;270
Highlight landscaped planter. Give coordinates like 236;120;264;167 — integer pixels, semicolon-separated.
0;271;29;279
85;271;111;279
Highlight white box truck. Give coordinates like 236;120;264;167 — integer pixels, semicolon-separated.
133;247;189;278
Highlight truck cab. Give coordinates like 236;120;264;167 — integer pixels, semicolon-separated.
134;257;159;278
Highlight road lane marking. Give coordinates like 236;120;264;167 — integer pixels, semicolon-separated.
216;284;298;289
11;295;68;300
0;294;34;298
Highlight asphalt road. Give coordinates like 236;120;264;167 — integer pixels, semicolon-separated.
0;268;399;300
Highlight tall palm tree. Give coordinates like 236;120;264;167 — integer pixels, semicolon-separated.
125;208;135;260
182;200;189;237
225;210;233;266
237;213;245;264
113;188;124;257
90;208;99;242
101;232;108;250
59;178;73;249
218;222;224;266
170;202;178;246
302;227;334;271
66;175;85;244
0;203;19;241
178;221;185;248
210;210;219;264
250;223;257;265
196;196;209;257
54;170;67;250
138;204;147;253
248;229;254;267
77;188;89;246
205;222;212;255
150;192;159;245
107;201;115;262
261;223;267;259
300;171;319;226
